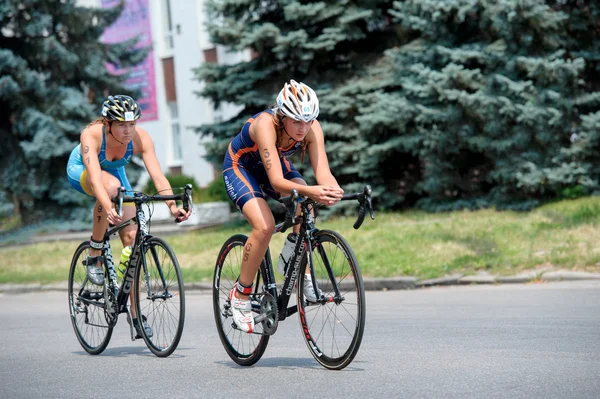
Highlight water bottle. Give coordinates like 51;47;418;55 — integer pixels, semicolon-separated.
277;233;297;275
117;246;132;281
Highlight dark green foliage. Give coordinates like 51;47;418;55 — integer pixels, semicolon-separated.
143;173;230;205
195;0;600;212
205;177;230;204
359;0;600;211
194;0;399;205
143;173;199;200
0;0;147;224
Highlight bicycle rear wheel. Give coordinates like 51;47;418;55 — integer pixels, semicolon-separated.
68;241;113;355
298;230;366;370
213;234;270;366
135;237;185;357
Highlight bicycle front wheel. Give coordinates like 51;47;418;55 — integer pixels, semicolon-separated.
135;237;185;357
213;234;270;366
298;230;366;370
68;241;113;355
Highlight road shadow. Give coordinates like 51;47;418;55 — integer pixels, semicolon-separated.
214;357;365;371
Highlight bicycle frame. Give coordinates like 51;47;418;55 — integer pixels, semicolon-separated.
256;199;337;322
80;185;190;316
101;202;151;315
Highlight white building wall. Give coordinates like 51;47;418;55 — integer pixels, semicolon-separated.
167;0;215;185
77;0;251;189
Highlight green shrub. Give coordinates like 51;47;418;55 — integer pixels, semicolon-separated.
558;185;587;200
205;177;229;203
144;174;200;202
143;174;231;206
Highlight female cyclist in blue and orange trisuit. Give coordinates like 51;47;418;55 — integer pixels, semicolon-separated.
67;94;191;337
222;80;344;333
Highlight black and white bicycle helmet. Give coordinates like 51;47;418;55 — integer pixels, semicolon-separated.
275;80;319;123
102;95;142;122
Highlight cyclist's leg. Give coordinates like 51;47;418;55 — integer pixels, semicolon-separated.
80;170;122;284
239;197;275;289
227;197;274;333
223;165;274;332
85;171;122;252
224;165;274;293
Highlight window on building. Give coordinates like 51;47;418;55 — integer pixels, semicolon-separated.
161;0;174;51
169;101;182;162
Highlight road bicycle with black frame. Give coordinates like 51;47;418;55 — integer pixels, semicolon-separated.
68;184;192;357
213;184;374;370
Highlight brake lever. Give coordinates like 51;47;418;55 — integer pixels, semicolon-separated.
175;184;193;223
116;186;125;218
353;184;374;230
364;184;375;220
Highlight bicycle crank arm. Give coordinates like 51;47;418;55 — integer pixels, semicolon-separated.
125;307;137;341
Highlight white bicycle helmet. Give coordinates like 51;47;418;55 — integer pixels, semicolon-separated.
275;79;319;123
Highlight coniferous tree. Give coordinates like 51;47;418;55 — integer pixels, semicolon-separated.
545;0;600;198
353;0;600;210
194;0;398;197
0;0;146;224
195;0;600;212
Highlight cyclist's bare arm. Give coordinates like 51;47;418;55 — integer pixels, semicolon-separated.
252;115;340;204
137;127;190;220
306;120;342;188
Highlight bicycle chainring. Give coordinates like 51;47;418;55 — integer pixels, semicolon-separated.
259;292;278;335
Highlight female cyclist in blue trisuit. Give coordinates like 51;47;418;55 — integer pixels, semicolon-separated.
67;95;190;337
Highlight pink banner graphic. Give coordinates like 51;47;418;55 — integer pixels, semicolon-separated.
101;0;158;121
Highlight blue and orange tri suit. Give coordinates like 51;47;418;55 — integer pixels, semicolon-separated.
67;125;134;196
223;109;303;211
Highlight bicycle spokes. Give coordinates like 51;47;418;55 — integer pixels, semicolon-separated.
298;230;365;370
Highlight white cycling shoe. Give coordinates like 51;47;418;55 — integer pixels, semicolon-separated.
229;288;254;333
303;274;321;303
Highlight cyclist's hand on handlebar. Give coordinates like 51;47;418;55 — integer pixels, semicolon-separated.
309;185;344;206
106;207;122;225
170;205;191;222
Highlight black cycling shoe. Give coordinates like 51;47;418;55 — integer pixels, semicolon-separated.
128;315;153;339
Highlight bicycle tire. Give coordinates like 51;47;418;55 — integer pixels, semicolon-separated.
135;236;185;357
297;230;366;370
212;234;270;366
68;241;113;355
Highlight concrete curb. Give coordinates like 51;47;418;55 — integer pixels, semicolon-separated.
1;270;599;295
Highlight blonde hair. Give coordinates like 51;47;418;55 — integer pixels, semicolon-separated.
270;107;308;163
85;117;108;130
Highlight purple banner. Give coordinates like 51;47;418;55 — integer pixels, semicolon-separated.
101;0;158;121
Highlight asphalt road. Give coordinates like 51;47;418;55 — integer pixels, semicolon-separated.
1;281;599;399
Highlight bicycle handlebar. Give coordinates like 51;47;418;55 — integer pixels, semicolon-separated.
343;184;375;229
113;184;193;223
277;184;375;232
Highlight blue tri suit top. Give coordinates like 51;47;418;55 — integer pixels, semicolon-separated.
66;125;134;196
222;109;303;211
